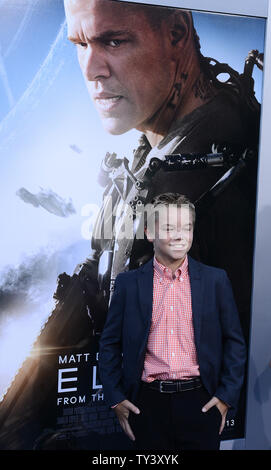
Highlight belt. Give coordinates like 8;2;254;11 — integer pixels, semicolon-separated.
142;377;202;393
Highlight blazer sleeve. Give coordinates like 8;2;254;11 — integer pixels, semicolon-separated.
214;270;247;410
98;273;127;407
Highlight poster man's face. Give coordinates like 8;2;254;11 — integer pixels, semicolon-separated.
64;0;177;135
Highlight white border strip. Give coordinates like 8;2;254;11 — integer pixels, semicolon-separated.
117;0;269;18
245;0;271;450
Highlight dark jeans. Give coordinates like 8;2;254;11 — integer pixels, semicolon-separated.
128;382;221;450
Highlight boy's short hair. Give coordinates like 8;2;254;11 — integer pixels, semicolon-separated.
144;193;196;236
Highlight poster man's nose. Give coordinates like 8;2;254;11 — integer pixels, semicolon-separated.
81;45;111;81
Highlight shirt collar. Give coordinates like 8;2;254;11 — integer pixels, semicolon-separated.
153;255;188;279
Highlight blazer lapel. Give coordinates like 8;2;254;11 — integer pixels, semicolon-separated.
137;258;154;327
188;255;203;353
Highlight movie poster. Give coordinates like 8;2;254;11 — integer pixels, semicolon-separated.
0;0;266;450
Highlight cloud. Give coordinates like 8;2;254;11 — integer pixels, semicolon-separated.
0;250;58;313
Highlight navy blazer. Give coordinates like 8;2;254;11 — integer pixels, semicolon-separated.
99;256;246;411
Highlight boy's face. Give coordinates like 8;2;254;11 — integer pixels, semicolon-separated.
146;204;194;265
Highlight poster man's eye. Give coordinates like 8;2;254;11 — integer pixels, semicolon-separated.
107;39;125;47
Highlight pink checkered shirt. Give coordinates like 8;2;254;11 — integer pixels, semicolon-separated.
141;255;200;382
